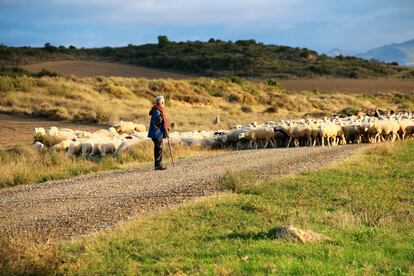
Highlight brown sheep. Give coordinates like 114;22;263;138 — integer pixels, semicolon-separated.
239;128;275;149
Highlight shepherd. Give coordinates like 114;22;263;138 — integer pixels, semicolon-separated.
148;96;169;170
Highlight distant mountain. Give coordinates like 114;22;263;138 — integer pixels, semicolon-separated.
326;48;355;57
357;39;414;66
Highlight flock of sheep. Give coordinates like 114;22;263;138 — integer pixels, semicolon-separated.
33;112;414;157
216;112;414;150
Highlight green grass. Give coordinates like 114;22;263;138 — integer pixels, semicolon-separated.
43;142;413;275
2;142;413;275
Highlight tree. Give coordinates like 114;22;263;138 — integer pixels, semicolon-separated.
157;35;169;48
44;42;57;52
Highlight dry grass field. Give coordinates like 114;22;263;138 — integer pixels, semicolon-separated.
20;61;414;94
1;75;413;134
279;78;414;94
21;60;191;79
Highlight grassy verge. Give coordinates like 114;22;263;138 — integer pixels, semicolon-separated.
0;142;219;188
3;142;412;274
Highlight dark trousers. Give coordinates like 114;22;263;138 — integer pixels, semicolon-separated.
152;139;163;167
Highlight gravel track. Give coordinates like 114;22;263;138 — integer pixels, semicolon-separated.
0;145;362;241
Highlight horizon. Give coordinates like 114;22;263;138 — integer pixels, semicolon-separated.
1;36;414;56
1;0;413;54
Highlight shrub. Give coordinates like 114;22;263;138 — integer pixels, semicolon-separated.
339;107;359;117
229;76;244;85
14;76;35;92
95;107;115;123
218;170;262;194
47;83;72;98
263;106;278;113
241;106;253;113
32;105;71;121
35;69;59;77
105;83;132;98
266;79;279;86
73;110;97;123
0;76;14;92
208;90;224;97
227;94;241;103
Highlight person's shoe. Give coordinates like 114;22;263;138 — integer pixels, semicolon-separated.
155;165;167;170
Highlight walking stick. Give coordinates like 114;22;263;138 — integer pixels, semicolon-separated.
167;137;175;167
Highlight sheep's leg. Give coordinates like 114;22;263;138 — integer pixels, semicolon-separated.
374;133;380;143
312;137;317;147
263;140;268;149
286;137;292;148
270;139;275;148
321;137;325;147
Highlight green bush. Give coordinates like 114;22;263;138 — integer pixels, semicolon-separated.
339;107;359;117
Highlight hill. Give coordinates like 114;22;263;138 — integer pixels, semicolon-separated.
1;38;414;79
357;39;414;66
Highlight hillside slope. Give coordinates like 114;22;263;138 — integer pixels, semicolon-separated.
1;74;413;131
1;39;414;79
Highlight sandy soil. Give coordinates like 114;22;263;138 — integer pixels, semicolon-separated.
0;113;103;149
21;60;192;79
0;144;362;242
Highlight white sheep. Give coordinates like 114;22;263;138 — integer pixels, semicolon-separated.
52;140;73;152
34;127;46;137
373;120;400;142
33;141;45;151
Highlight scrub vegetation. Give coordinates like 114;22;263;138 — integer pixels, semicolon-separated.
2;38;414;78
1;73;413;131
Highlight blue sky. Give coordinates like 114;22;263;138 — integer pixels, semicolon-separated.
0;0;413;53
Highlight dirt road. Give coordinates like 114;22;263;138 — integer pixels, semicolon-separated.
21;60;191;79
0;145;362;242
